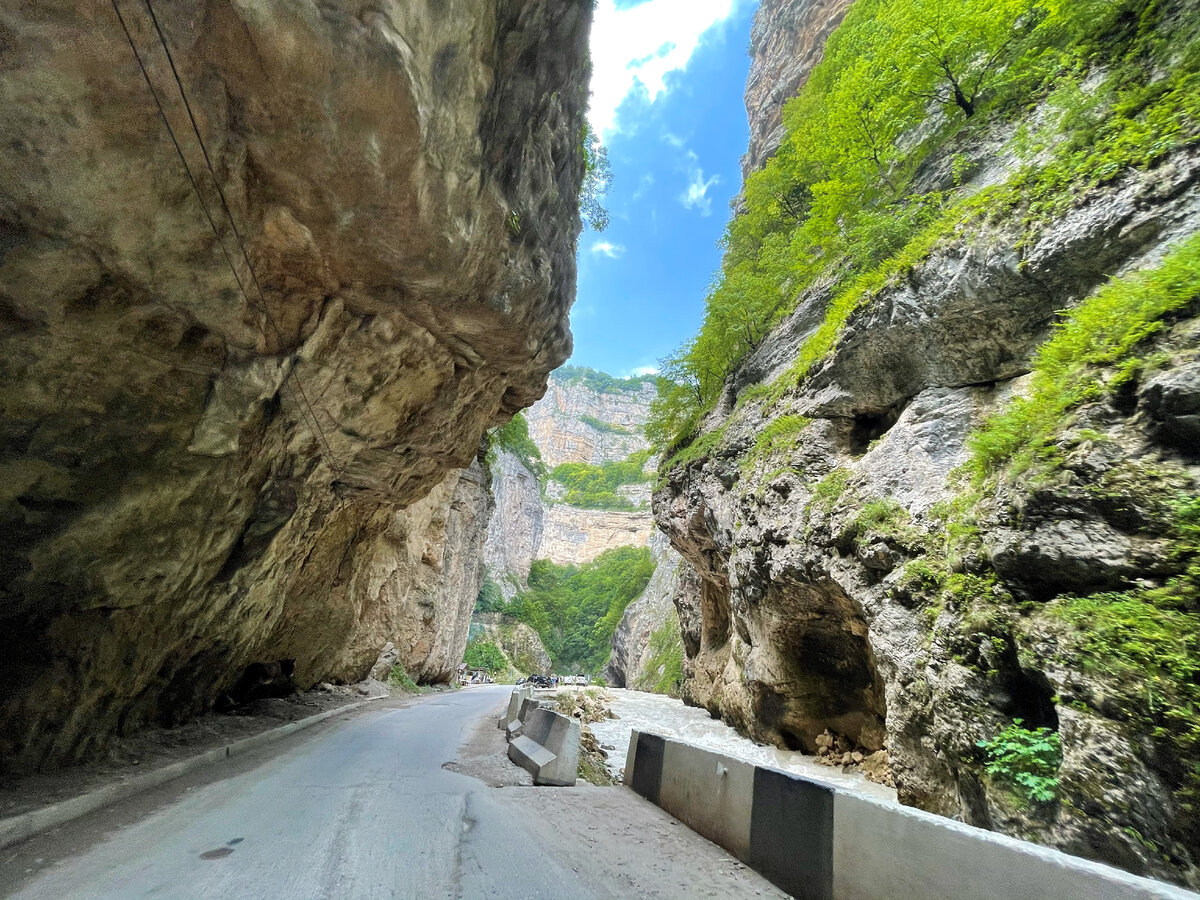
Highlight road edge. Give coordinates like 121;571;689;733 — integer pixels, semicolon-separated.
0;694;392;851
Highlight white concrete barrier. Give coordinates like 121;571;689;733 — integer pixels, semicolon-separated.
508;708;580;786
497;685;533;732
624;730;1198;900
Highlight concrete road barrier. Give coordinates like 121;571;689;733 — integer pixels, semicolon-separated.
505;695;543;741
497;685;533;732
507;708;580;786
624;730;1198;900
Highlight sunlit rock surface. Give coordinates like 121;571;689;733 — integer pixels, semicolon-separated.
525;377;655;468
655;0;1200;885
482;370;657;587
741;0;853;178
0;0;590;770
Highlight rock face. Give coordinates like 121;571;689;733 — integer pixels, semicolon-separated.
604;532;683;688
539;505;653;566
472;613;553;675
0;0;591;771
657;149;1200;884
482;369;657;584
482;449;545;597
741;0;854;178
525;375;655;468
653;0;1200;885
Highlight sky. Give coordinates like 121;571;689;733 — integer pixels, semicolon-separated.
569;0;758;377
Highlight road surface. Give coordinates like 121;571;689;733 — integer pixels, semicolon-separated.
1;685;784;899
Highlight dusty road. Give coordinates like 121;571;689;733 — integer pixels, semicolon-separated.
1;685;785;899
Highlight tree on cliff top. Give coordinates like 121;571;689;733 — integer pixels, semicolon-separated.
580;122;612;231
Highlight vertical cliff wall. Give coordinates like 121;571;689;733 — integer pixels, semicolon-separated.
0;0;591;771
741;0;853;177
482;369;659;584
654;0;1200;886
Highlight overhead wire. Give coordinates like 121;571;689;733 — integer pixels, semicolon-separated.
110;0;346;484
110;0;362;579
136;0;347;480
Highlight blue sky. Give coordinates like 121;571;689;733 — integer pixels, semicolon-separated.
570;0;758;377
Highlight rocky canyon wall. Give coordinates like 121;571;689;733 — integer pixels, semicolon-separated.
741;0;853;178
0;0;591;771
604;531;683;689
482;370;659;584
655;0;1200;887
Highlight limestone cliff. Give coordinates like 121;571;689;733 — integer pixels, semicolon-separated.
482;369;657;585
482;449;544;598
604;532;683;689
653;0;1200;886
0;0;591;771
526;371;656;468
741;0;853;178
471;612;553;676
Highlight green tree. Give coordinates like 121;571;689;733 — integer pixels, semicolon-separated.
506;547;655;672
463;640;508;673
580;123;612;232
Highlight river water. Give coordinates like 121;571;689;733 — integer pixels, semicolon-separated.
586;688;898;803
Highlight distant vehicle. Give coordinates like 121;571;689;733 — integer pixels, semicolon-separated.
528;674;552;688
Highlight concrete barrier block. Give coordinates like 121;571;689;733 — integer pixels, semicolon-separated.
497;685;533;732
505;695;542;741
622;731;1198;900
658;739;756;862
506;707;580;786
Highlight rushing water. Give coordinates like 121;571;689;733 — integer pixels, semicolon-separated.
586;688;898;803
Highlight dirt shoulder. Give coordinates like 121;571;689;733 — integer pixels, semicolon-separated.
446;695;789;900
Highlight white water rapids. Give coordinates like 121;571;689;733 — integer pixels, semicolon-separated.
585;688;898;803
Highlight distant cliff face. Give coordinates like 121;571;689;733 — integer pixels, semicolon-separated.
741;0;853;178
526;374;656;468
605;532;683;689
483;449;545;597
482;370;657;587
0;0;591;771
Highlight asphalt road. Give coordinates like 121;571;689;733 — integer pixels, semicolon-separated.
4;686;596;900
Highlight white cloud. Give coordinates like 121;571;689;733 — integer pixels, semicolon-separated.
629;365;659;377
590;240;626;259
590;0;738;138
679;151;719;215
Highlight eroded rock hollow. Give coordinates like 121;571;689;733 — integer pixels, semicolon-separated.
0;0;591;771
654;0;1200;887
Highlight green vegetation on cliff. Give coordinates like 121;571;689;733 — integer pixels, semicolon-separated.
507;547;655;672
968;233;1200;480
943;239;1200;835
648;0;1200;459
552;450;652;509
463;640;507;673
487;412;546;481
552;365;656;394
634;614;684;697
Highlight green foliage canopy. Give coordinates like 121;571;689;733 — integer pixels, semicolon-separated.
506;546;655;672
646;0;1200;459
463;640;508;673
487;412;546;480
552;451;651;509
